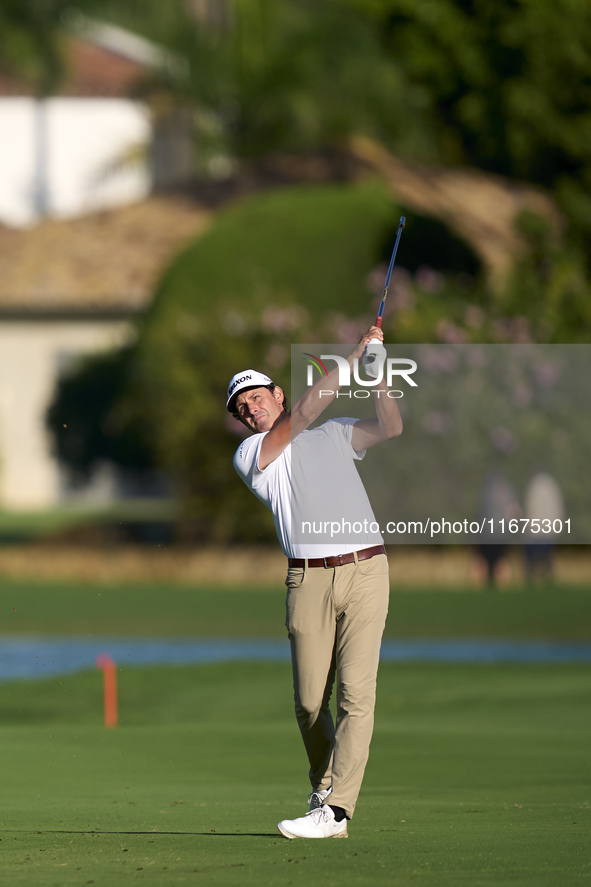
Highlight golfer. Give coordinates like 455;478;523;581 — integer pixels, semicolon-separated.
227;326;402;839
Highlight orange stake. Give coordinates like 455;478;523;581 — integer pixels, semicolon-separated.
96;653;118;728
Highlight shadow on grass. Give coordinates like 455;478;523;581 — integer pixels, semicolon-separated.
4;829;279;837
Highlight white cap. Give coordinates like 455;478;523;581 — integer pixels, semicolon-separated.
226;369;274;412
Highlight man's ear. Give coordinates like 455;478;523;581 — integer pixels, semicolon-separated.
273;386;285;408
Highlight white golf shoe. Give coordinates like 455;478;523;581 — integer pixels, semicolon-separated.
307;786;332;811
278;804;348;840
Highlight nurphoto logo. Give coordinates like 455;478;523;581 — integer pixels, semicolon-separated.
303;352;418;397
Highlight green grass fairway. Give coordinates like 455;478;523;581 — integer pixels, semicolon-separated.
1;580;590;884
1;661;590;886
2;579;591;638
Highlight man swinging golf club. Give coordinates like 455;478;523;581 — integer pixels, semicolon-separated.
227;325;403;839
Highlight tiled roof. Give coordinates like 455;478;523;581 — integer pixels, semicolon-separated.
0;196;210;315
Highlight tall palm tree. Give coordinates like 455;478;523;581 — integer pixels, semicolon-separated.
0;0;71;216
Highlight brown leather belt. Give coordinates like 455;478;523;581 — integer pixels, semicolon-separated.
288;544;386;569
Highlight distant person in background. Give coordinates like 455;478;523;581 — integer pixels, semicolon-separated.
477;470;521;588
523;472;565;585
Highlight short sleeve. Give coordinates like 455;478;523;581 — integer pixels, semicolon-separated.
233;432;272;494
325;417;366;460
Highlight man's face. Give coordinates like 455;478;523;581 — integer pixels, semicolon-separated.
234;386;284;433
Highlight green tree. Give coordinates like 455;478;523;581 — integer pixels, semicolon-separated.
0;0;70;94
163;0;591;259
8;1;590;242
46;348;154;481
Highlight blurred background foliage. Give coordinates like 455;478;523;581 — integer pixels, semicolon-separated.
5;0;591;237
47;347;154;480
69;0;591;246
0;0;69;94
32;0;591;541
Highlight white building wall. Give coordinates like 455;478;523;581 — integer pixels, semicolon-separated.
0;97;151;228
0;319;133;509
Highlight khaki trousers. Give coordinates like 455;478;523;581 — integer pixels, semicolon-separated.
284;553;389;818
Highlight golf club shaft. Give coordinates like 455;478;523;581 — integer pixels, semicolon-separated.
376;215;406;329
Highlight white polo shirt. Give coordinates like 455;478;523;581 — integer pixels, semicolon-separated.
233;418;383;559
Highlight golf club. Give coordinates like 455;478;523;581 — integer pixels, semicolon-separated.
363;215;406;377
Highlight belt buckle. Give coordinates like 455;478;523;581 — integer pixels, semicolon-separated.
323;557;330;569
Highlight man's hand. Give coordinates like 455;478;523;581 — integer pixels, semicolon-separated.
351;325;403;450
351;325;384;362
